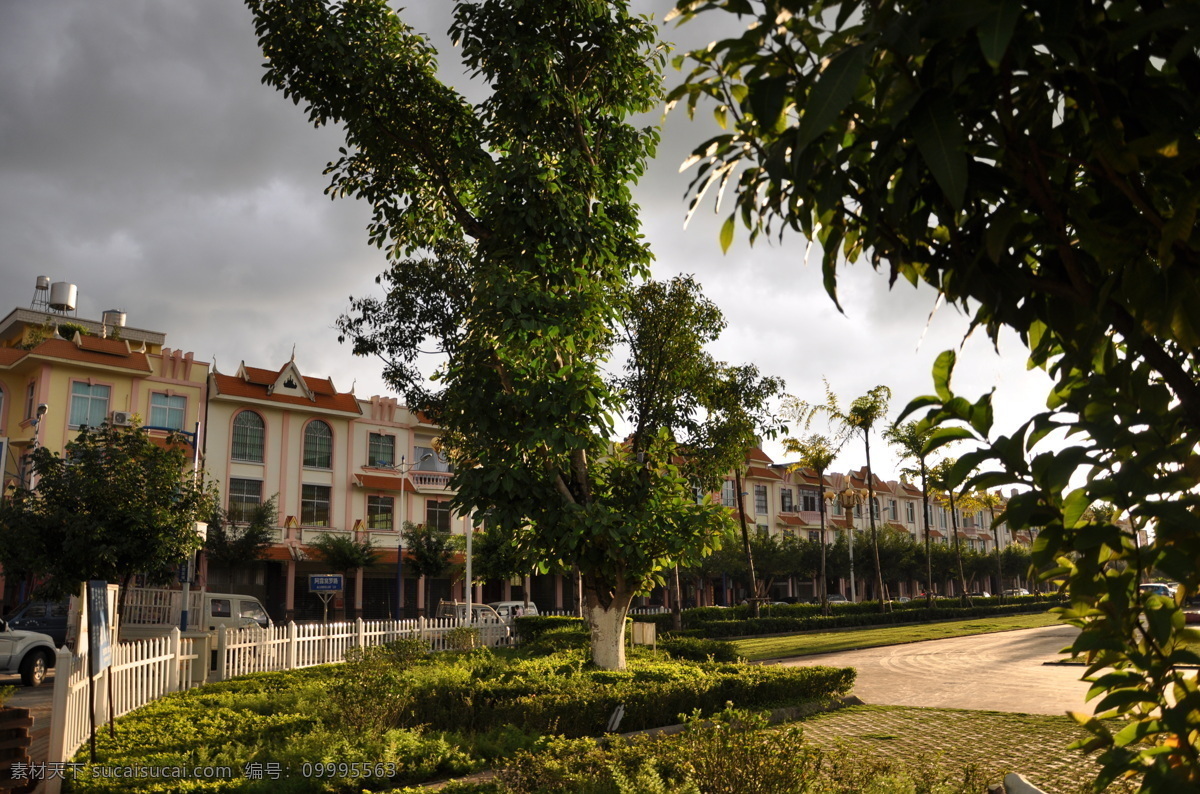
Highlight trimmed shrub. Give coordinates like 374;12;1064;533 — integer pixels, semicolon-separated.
659;636;739;663
514;615;586;643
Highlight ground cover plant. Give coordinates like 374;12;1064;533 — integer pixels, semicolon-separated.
67;636;853;792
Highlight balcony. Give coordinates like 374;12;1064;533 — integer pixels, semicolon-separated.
411;471;453;491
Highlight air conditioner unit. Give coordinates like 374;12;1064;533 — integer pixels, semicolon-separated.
111;411;134;427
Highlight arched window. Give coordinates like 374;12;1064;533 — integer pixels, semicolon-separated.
231;411;265;463
303;420;332;469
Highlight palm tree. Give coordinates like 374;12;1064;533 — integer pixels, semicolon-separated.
975;489;1005;601
929;458;980;605
885;421;936;606
307;533;381;620
793;382;891;611
783;434;839;615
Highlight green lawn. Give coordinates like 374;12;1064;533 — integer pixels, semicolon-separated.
733;611;1063;661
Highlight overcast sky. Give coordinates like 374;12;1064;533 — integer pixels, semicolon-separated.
0;1;1053;480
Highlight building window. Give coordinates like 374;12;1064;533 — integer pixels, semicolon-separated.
150;393;186;430
907;502;916;523
367;495;394;530
802;491;818;512
0;386;5;432
832;501;843;516
888;499;898;520
808;530;821;542
301;484;331;526
414;440;453;472
871;498;880;520
368;433;395;467
756;524;769;538
780;488;793;512
855;503;863;518
939;508;947;528
304;420;333;469
24;382;35;420
721;480;736;508
426;499;452;532
231;411;265;462
228;478;263;523
69;382;110;428
754;485;768;515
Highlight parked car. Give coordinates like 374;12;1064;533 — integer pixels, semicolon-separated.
435;600;505;623
0;619;58;686
4;599;70;647
1002;588;1031;597
487;601;539;619
1140;583;1177;599
825;594;849;603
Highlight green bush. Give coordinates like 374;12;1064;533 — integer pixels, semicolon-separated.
659;636;740;663
328;646;412;733
447;626;482;650
513;615;586;643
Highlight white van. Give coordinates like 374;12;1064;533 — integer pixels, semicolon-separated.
487;601;539;619
120;589;271;640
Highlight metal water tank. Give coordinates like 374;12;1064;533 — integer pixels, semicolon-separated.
48;282;77;312
35;275;50;291
102;309;127;328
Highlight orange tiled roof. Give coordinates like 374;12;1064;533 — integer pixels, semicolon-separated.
212;372;361;414
0;348;26;366
746;447;774;464
745;465;782;480
20;338;152;372
777;514;805;526
77;336;131;355
927;529;946;538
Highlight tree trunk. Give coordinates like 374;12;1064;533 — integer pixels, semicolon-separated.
817;470;829;616
671;564;683;631
863;435;887;612
948;492;972;606
583;584;636;671
734;468;761;618
921;460;933;606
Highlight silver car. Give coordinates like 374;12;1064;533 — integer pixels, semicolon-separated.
0;619;58;686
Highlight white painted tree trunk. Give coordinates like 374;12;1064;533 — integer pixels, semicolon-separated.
584;588;635;670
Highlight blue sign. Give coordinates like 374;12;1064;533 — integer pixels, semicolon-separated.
87;580;112;671
309;574;344;592
177;559;193;584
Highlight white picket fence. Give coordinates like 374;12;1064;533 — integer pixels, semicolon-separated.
43;617;511;794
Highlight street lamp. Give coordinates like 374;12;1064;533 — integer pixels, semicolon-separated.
20;403;49;489
835;485;869;603
393;453;433;620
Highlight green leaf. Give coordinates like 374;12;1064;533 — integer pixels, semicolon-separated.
795;45;868;154
1062;488;1090;528
748;75;789;131
932;349;956;401
719;214;736;253
913;98;968;211
977;1;1021;68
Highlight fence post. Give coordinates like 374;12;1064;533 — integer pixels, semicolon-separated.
356;617;365;649
168;628;181;693
215;626;227;682
44;647;75;794
286;621;297;671
418;616;426;643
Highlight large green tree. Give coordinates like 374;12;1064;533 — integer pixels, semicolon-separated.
247;0;728;669
0;423;212;612
670;0;1200;782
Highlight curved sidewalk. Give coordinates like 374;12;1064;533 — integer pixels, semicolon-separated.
776;624;1092;715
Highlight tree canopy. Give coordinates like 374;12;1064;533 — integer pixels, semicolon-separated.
670;0;1200;784
0;422;211;602
246;0;774;669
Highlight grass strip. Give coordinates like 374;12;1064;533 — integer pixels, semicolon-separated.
733;611;1062;661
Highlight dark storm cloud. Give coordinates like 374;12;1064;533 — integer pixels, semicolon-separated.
0;0;1048;475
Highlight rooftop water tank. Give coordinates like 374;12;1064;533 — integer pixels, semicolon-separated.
48;282;77;312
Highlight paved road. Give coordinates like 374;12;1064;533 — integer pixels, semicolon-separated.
777;624;1093;715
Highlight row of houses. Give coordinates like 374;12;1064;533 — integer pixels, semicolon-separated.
0;279;1065;620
